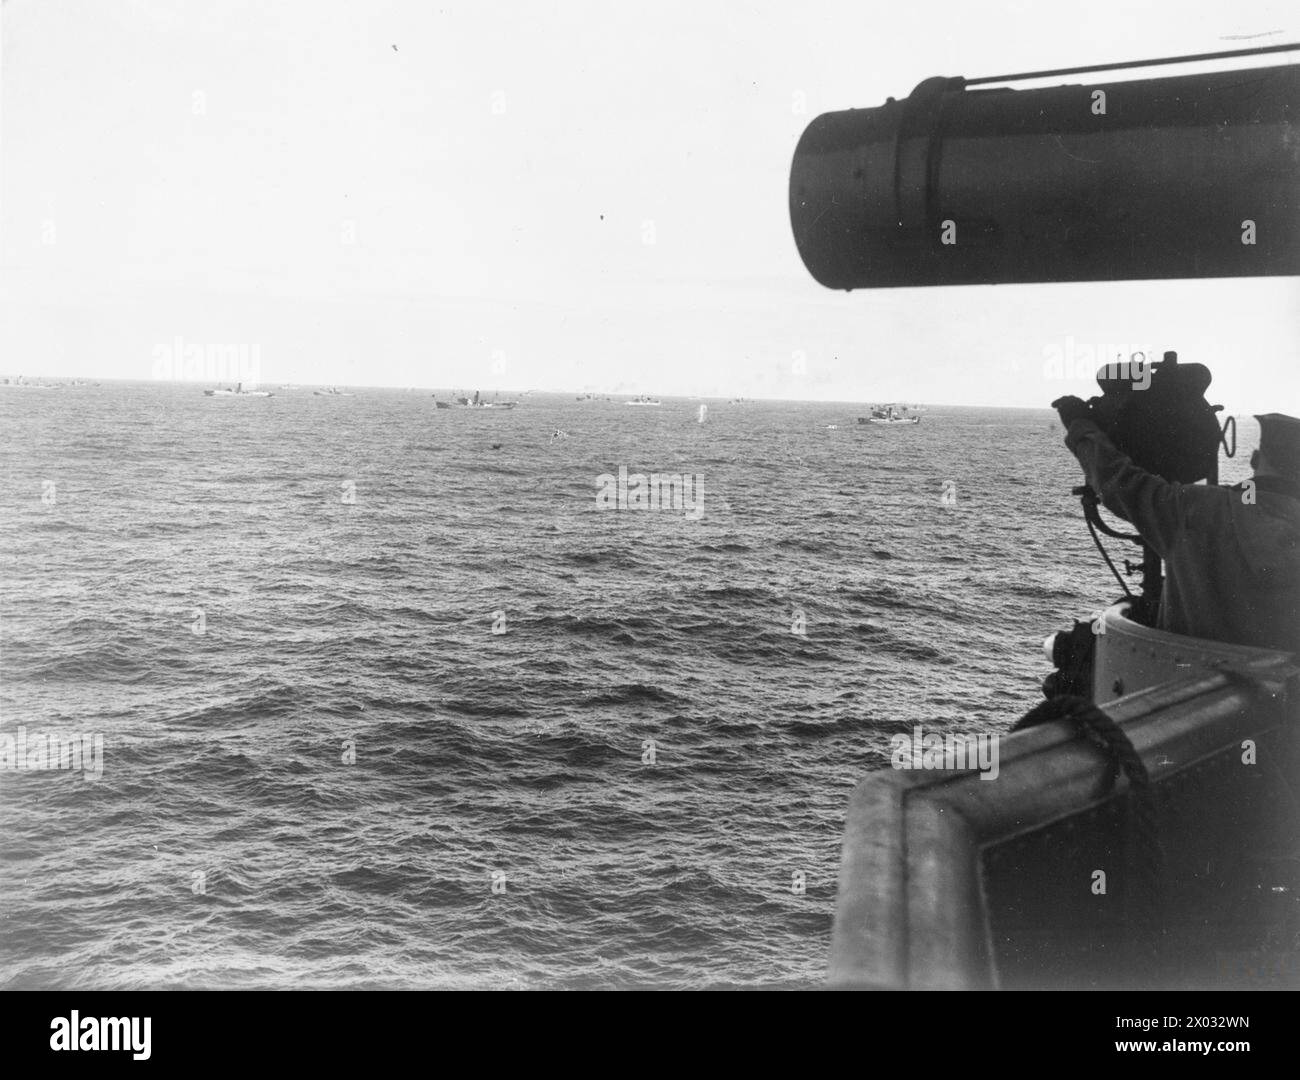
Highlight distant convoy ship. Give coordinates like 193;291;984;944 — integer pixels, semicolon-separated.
433;390;517;409
313;386;353;397
858;404;920;425
205;383;273;397
1;376;98;389
624;395;661;406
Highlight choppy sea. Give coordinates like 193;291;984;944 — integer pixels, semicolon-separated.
0;383;1256;989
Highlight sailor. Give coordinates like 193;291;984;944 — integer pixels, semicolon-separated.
1052;398;1300;653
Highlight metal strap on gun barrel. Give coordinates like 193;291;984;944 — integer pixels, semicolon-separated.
1011;694;1164;950
892;77;961;252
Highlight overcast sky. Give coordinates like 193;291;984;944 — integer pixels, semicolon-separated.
2;0;1297;411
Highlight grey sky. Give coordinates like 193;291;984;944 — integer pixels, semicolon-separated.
2;0;1297;410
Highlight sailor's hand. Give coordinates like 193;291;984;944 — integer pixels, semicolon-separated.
1050;395;1091;429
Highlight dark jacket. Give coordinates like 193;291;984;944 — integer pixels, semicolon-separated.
1065;418;1300;654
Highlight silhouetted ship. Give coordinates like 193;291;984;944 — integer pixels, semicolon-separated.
205;383;272;397
858;404;920;425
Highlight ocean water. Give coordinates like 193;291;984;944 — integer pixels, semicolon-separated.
0;384;1249;989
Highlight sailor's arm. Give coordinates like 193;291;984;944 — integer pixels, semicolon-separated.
1062;417;1186;558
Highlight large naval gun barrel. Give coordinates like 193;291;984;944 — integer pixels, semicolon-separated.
790;50;1300;288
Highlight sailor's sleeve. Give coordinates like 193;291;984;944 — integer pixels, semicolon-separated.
1063;418;1186;557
